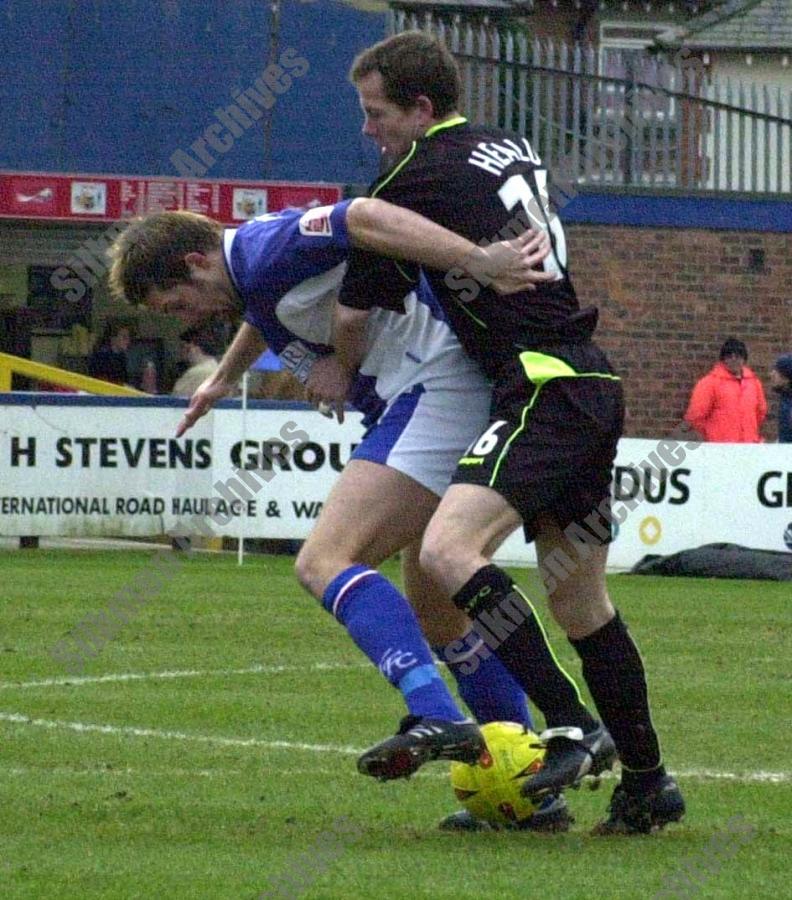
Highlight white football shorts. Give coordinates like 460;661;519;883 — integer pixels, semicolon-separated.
351;378;491;498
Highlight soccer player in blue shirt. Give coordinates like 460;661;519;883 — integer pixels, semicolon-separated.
108;197;569;830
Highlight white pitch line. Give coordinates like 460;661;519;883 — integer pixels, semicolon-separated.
590;768;791;785
0;710;789;785
0;765;340;779
0;711;361;755
0;661;367;691
673;769;790;785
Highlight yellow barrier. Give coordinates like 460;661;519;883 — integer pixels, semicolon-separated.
0;355;223;549
0;351;147;396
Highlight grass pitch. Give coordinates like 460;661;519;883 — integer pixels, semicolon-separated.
0;548;789;899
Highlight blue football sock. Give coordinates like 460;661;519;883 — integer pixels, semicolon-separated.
323;565;465;722
434;633;533;729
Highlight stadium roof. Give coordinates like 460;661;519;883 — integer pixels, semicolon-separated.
656;0;792;50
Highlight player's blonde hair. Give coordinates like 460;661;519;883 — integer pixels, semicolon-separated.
107;210;223;305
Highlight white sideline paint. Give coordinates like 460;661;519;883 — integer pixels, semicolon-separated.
0;710;789;785
0;661;367;691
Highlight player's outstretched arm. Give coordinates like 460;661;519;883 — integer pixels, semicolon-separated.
304;354;351;424
345;197;553;294
176;322;267;437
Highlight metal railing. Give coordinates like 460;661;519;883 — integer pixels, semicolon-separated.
0;352;146;395
392;10;792;194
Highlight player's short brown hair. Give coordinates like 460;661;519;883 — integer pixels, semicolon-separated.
107;210;222;305
350;31;461;117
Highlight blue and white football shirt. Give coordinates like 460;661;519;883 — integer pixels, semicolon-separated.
223;201;488;428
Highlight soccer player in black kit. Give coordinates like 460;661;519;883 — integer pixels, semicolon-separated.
313;31;685;835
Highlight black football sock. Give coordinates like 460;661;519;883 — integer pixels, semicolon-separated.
570;611;665;788
452;564;597;731
619;764;668;794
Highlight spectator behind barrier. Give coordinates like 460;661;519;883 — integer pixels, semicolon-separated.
684;338;767;443
171;325;222;397
87;320;132;386
770;353;792;443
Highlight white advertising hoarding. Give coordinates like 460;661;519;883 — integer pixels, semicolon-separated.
1;396;790;569
0;396;359;541
496;439;792;567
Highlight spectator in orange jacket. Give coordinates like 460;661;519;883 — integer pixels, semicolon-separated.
684;339;767;442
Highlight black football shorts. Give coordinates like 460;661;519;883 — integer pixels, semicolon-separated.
451;342;625;543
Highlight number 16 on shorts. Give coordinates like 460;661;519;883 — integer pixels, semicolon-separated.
460;420;509;464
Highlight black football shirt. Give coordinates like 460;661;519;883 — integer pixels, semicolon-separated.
339;117;598;378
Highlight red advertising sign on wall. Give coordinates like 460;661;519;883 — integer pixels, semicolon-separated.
0;172;342;224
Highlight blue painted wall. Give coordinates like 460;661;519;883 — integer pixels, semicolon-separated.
0;0;386;184
560;191;792;233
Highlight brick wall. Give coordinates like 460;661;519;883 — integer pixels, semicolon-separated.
566;224;792;439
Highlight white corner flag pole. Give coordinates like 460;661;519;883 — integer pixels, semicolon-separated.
238;370;248;566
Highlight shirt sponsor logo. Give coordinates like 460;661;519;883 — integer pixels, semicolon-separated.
299;205;333;237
